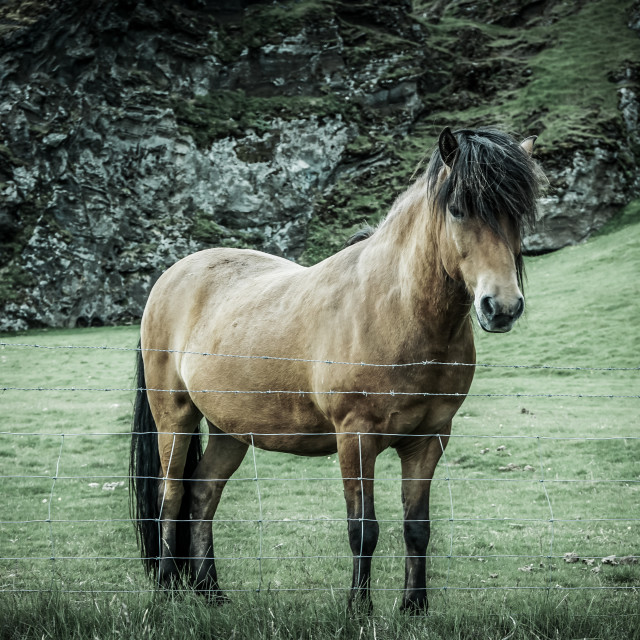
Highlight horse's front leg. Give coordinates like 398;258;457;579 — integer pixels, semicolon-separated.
395;422;451;613
337;430;380;613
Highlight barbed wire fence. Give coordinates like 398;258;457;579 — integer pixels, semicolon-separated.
1;342;639;599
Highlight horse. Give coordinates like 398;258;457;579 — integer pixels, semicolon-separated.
130;126;543;613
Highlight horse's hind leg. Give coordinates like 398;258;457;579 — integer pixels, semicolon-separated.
152;391;203;589
189;422;248;602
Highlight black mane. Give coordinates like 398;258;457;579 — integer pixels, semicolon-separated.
344;225;376;248
425;128;544;288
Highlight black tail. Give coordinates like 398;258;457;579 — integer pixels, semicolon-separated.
129;340;202;578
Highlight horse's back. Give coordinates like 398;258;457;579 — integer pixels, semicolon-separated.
153;247;302;298
144;247;301;325
139;241;474;450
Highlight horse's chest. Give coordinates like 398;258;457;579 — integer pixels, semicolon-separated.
321;355;474;436
415;358;475;427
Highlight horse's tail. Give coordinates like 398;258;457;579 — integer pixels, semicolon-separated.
129;340;203;578
130;341;161;576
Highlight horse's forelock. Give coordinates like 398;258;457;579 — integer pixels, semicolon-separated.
426;128;543;239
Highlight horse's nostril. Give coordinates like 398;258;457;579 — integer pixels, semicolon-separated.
514;297;525;318
480;295;496;319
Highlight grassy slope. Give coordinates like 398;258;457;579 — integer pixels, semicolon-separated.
475;198;640;369
0;205;639;637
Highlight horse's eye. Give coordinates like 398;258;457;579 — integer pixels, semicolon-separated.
449;205;465;219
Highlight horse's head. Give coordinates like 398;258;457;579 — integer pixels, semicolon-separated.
428;127;543;333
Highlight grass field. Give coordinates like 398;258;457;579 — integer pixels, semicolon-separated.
1;201;639;639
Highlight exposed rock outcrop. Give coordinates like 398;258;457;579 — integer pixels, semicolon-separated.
0;0;638;330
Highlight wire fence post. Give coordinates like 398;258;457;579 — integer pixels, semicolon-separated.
156;432;176;587
438;433;455;603
357;431;365;592
537;435;555;595
250;433;264;593
47;434;64;591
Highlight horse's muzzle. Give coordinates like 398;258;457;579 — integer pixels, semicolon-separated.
476;294;524;333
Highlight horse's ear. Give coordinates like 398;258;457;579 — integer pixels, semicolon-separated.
438;127;459;168
521;135;537;157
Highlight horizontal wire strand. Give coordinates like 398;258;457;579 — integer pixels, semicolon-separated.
2;430;639;440
1;341;638;372
2;516;639;526
3;585;639;594
2;386;638;398
2;474;638;484
2;553;637;562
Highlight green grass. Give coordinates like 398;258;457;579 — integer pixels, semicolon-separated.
1;212;639;637
1;589;639;640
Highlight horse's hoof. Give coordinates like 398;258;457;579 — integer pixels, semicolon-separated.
157;571;183;592
347;597;374;617
205;589;230;606
400;597;428;615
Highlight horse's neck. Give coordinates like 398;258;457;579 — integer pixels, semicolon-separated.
363;183;472;337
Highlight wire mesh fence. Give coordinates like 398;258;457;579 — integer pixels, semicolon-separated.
0;342;638;598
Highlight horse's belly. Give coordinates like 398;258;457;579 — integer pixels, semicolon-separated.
194;387;337;455
229;432;337;456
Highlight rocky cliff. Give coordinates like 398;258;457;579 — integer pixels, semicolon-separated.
0;0;638;330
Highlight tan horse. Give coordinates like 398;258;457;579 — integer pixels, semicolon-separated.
130;127;543;613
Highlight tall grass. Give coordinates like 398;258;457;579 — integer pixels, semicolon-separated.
1;588;639;640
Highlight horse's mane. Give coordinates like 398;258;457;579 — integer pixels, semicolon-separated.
345;225;376;247
346;128;544;288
